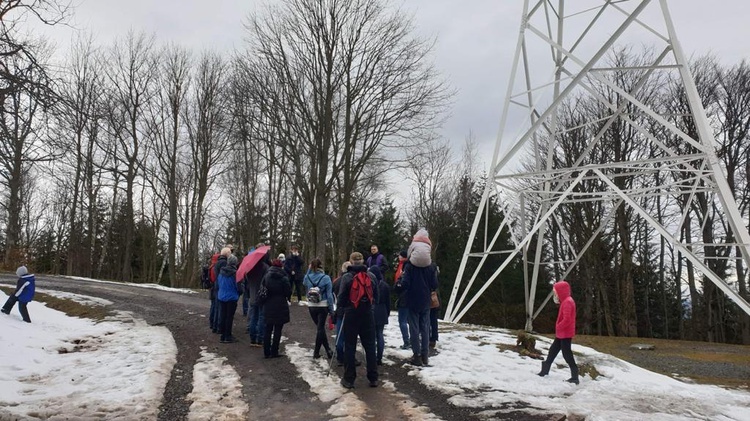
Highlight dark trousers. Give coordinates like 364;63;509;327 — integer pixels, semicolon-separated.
264;323;284;357
247;304;265;343
2;295;30;322
342;309;378;384
429;307;439;343
543;338;579;379
218;300;237;341
211;296;222;332
397;307;410;346
376;324;385;362
289;278;304;301
408;308;430;357
309;307;331;355
242;293;249;316
335;316;345;362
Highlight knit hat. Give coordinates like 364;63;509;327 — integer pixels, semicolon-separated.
278;253;286;261
16;266;28;277
271;258;283;267
349;252;364;265
399;249;408;258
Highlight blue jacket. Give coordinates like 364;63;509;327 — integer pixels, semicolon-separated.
217;264;240;302
398;263;438;312
15;274;35;303
303;269;334;313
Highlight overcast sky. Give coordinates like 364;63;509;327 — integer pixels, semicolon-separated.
31;0;750;173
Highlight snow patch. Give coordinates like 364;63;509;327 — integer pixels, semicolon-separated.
187;348;249;420
61;275;197;294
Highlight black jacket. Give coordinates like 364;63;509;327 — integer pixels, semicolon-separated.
336;264;379;317
284;254;304;281
374;279;391;326
262;266;292;325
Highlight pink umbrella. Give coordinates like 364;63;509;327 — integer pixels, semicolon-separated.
236;245;270;282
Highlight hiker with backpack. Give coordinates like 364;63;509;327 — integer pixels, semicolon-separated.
396;239;438;366
336;252;379;389
332;261;351;366
303;258;335;359
370;266;391;365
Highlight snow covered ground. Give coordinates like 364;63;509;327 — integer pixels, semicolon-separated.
2;281;749;420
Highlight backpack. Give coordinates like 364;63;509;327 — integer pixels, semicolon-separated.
209;253;220;284
349;271;374;309
306;275;322;304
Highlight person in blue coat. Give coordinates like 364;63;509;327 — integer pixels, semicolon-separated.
303;258;335;359
2;266;35;323
396;261;438;366
217;255;241;343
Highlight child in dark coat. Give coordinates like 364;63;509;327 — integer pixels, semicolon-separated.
2;266;36;323
537;280;579;384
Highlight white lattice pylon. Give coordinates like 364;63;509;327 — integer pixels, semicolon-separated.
444;0;750;328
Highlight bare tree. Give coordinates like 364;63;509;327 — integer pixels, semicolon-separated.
101;31;157;282
0;42;54;266
244;0;447;259
183;51;230;286
146;44;191;287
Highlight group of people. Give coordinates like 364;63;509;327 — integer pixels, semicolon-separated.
203;231;580;388
203;230;443;389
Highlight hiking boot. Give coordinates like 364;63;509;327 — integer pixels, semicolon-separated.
421;354;429;366
400;344;410;350
340;379;354;389
1;308;9;315
377;359;383;366
369;379;378;387
566;377;580;385
429;341;436;349
537;362;550;377
326;350;334;359
337;359;344;367
409;355;423;366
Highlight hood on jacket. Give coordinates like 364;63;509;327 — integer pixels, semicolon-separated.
553;280;571;301
306;269;328;283
220;255;238;276
413;228;432;246
347;264;368;274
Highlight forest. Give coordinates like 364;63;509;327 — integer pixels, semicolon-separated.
1;0;749;344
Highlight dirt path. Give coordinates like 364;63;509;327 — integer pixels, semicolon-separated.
10;275;554;420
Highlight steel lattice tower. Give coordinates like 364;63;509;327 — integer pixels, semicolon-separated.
444;0;750;329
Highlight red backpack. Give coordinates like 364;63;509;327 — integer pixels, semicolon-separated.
349;271;374;309
209;253;220;284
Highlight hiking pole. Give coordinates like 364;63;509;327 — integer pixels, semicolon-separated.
327;314;345;377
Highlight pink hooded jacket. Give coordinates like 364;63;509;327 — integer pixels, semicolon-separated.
554;281;576;339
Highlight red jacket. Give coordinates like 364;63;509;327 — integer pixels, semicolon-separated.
554;281;576;339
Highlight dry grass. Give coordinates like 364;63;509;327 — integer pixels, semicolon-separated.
570;334;750;389
0;286;111;321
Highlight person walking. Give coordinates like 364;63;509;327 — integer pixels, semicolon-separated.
217;255;241;343
284;245;305;304
336;252;379;389
370;266;391;365
262;258;292;358
1;266;36;323
303;258;335;359
537;280;579;384
393;250;410;349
